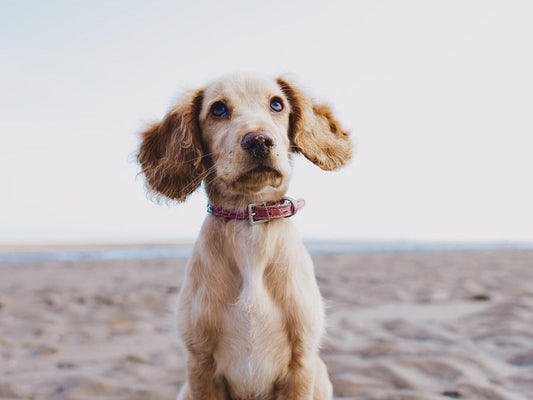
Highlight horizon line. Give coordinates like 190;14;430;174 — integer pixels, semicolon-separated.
1;240;533;265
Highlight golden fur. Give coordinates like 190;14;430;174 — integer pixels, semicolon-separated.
137;73;352;400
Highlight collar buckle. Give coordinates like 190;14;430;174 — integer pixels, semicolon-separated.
248;202;269;224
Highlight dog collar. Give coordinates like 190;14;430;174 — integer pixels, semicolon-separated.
207;197;305;224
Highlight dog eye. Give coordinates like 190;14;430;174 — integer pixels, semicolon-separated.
210;101;228;117
270;98;283;113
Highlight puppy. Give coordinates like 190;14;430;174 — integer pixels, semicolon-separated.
137;73;352;400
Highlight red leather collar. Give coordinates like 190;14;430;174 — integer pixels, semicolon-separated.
207;197;305;224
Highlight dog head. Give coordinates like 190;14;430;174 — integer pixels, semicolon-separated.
137;73;352;207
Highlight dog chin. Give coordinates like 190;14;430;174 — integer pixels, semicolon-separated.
231;177;285;195
229;169;288;198
228;164;277;186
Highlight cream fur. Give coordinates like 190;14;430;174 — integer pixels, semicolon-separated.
137;73;352;400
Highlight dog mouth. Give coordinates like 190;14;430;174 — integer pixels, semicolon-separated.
236;166;282;183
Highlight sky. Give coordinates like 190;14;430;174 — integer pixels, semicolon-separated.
1;0;532;244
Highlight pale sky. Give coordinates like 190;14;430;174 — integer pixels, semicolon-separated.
1;0;532;244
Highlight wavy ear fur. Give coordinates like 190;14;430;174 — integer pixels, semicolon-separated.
137;89;205;201
277;78;352;170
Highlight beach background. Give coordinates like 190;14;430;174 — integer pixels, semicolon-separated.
1;245;533;400
2;1;533;399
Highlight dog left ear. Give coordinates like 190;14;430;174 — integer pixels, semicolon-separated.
277;77;352;170
137;89;206;201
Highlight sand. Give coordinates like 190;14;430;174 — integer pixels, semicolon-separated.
1;250;532;400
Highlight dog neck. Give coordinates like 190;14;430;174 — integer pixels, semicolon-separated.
207;197;305;224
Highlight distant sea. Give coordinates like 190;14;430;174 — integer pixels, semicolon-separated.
1;241;533;264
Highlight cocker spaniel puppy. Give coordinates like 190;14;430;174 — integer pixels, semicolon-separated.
137;73;352;400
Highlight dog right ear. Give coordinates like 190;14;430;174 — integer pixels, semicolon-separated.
137;89;205;201
277;77;352;170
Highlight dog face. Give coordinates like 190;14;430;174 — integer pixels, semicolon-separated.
137;73;352;206
198;74;293;203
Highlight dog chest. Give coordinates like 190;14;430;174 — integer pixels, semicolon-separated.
214;262;291;398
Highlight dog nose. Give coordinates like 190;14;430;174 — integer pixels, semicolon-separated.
240;131;274;158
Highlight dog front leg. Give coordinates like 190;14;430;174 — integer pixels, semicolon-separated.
187;355;228;400
273;281;326;400
275;360;314;400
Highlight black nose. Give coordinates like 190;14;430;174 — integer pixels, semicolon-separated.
240;131;274;158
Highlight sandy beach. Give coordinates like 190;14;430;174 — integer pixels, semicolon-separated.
1;249;532;400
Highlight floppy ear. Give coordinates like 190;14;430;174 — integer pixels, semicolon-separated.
277;77;352;170
137;89;206;201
